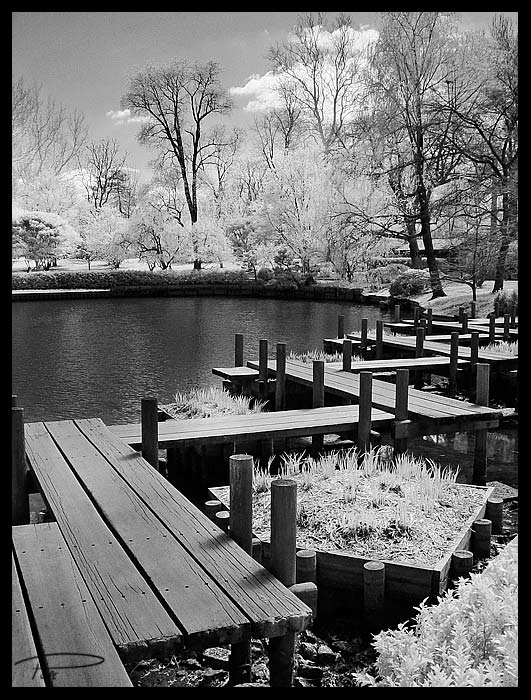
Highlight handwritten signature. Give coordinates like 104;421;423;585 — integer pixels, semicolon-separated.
14;653;105;681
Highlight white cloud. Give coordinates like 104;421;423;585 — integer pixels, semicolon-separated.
106;109;150;126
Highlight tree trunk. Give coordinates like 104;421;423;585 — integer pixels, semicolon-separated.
193;259;202;270
492;179;516;293
406;221;422;269
88;260;91;271
418;192;446;298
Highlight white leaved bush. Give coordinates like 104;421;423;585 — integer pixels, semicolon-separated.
355;539;517;687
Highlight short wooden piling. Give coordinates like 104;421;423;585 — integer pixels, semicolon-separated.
394;304;401;323
235;333;244;367
296;550;317;584
229;454;254;554
494;301;500;318
486;497;503;535
275;343;287;411
489;312;496;343
393;369;409;456
337;314;344;339
363;561;385;626
413;306;420;328
269;479;297;687
312;361;325;453
451;550;474;578
461;311;468;333
473;364;490;486
205;500;222;520
503;314;510;341
414;327;425;390
214;510;230;532
470;301;477;319
12;407;29;525
471;519;492;558
458;306;465;324
510;304;516;329
470;332;479;365
375;320;383;360
259;339;268;382
12;394;17;407
141;397;159;470
426;308;433;334
448;332;459;397
358;372;372;453
342;338;352;372
360;318;368;359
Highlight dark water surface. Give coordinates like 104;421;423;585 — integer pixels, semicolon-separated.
12;296;517;486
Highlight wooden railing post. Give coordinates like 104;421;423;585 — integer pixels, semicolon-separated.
494;301;500;318
426;308;433;334
258;339;268;382
473;364;490;486
489;312;496;344
229;454;254;686
269;479;297;687
360;318;368;359
275;343;287;411
342;339;352;372
394;304;401;323
337;315;344;339
235;333;244;367
470;300;477;319
12;407;29;525
448;332;459;397
503;314;510;342
357;371;372;454
470;331;480;402
312;361;325;454
414;327;425;390
141;397;159;470
393;369;409;456
461;311;468;334
375;320;383;360
413;306;420;328
510;304;517;329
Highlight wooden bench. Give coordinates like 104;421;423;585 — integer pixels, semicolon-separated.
12;522;132;687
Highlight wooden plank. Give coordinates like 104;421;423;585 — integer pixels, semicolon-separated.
13;524;132;687
212;367;259;381
45;420;250;647
75;419;312;639
12;553;45;687
24;422;181;660
326;357;468;372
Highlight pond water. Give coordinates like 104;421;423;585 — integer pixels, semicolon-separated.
12;295;517;487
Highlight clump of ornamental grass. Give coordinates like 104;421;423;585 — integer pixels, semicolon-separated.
355;539;518;687
163;386;267;419
484;340;518;356
288;349;362;363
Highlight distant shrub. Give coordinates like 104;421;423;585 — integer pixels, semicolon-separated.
256;267;274;282
355;540;518;687
494;289;518;315
367;263;411;290
389;270;431;298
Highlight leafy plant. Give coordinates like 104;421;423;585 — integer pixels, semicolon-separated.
389;270;431;298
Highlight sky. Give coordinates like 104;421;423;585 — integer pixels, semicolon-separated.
12;11;519;182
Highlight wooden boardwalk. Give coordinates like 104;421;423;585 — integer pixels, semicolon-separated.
395;319;518;338
21;418;311;663
318;356;469;373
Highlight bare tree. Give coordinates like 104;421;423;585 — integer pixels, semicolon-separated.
79;139;127;211
122;60;232;269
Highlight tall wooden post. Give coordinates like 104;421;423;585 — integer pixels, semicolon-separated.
414;327;425;390
489;312;496;344
494;301;500;318
413;306;420;328
358;372;372;454
473;364;490;486
360;318;368;359
448;332;459;397
235;333;244;367
458;306;465;325
470;300;477;319
229;454;254;685
503;314;510;342
337;315;344;339
470;331;479;402
141;397;159;470
259;339;268;382
510;304;516;329
12;407;29;525
269;479;297;687
275;343;287;411
394;304;401;323
394;369;409;456
461;311;468;334
312;361;325;454
375;319;383;360
426;308;433;335
342;339;352;372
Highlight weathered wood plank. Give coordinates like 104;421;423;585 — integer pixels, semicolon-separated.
75;419;312;639
24;422;181;660
12;524;132;687
45;420;250;648
212;367;259;381
12;553;45;687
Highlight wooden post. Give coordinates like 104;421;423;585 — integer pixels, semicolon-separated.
473;363;490;486
510;304;516;329
470;301;477;319
357;371;372;454
486;497;503;535
451;550;474;578
426;308;433;334
229;453;253;686
337;314;344;339
394;304;401;323
205;500;222;520
360;318;368;359
312;361;325;454
252;537;263;564
448;332;459;397
494;301;500;318
471;518;491;558
413;306;420;328
259;339;268;382
235;333;244;367
269;479;297;687
342;339;352;372
12;407;29;525
503;314;510;341
141;397;159;470
375;320;383;360
275;343;287;411
394;369;409;456
470;332;479;365
363;561;385;628
461;311;468;334
214;510;230;532
296;550;317;584
489;312;496;344
458;306;465;324
12;394;17;407
414;327;424;390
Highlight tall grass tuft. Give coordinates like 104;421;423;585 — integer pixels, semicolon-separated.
164;386;267;419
